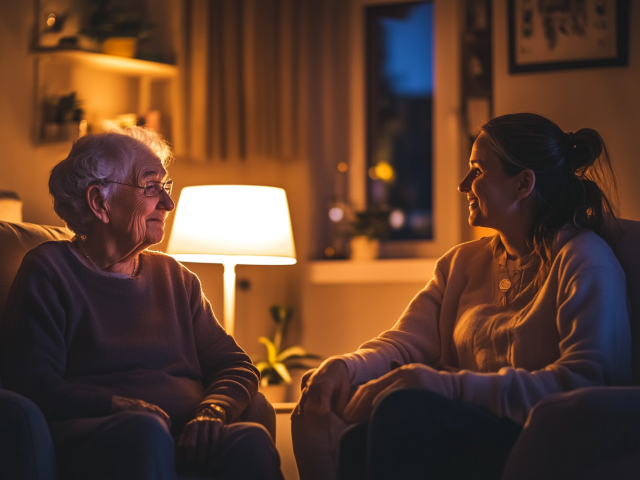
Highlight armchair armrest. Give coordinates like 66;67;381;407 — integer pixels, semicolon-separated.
0;389;57;480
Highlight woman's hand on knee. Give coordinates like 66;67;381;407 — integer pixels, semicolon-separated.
342;364;448;424
176;415;225;463
110;395;172;429
297;358;351;417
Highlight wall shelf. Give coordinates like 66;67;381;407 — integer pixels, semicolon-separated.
31;49;181;149
32;49;178;78
306;258;436;284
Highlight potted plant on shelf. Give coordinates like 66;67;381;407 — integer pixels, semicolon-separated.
81;0;153;58
42;92;84;142
349;209;389;261
255;305;320;404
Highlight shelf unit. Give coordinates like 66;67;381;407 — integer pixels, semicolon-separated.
32;49;181;148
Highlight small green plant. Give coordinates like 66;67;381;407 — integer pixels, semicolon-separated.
255;305;320;387
350;209;389;240
81;0;153;42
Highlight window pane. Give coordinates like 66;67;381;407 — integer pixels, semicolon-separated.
366;1;433;240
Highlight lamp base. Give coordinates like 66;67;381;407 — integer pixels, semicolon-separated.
222;262;236;335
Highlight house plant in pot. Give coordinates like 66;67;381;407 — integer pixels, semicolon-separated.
255;305;320;404
349;209;389;260
81;0;153;58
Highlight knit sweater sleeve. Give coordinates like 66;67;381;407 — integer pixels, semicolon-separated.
340;256;448;386
1;257;113;420
339;234;631;425
189;275;259;423
432;260;631;424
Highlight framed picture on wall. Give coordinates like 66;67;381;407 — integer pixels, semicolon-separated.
508;0;629;74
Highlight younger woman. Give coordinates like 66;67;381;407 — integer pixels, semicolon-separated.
292;113;631;480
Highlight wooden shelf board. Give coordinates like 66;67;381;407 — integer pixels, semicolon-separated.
33;49;178;78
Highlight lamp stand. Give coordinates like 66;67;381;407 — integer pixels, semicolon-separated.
222;261;237;336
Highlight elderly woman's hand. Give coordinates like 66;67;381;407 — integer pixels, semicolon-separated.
297;358;351;417
342;363;453;424
176;413;225;463
110;395;172;429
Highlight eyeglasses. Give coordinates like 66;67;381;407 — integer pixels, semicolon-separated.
106;179;173;197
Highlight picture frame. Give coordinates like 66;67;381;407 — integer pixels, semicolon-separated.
508;0;629;74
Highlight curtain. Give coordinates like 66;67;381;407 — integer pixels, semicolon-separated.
180;0;350;165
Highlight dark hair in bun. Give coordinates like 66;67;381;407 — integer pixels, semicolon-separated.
480;113;619;284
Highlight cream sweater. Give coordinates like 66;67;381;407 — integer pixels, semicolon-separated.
341;226;632;425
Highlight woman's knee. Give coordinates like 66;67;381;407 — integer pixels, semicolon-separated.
371;388;448;427
226;422;275;453
111;412;174;454
219;422;281;478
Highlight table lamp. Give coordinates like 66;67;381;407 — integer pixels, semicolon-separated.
166;185;297;336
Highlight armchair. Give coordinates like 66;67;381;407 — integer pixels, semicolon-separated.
0;220;276;480
500;218;640;479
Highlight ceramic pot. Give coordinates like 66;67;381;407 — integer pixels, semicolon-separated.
102;37;138;58
349;236;380;261
260;384;288;404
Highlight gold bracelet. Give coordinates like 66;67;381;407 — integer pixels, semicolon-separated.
197;403;226;422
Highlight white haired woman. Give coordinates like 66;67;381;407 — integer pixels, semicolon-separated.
1;127;283;480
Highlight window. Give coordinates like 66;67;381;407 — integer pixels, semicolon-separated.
366;1;434;240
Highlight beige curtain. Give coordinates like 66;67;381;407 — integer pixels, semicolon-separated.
181;0;350;164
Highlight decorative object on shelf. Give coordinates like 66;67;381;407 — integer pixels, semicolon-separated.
41;91;84;142
167;185;297;336
508;0;630;73
81;0;154;58
349;209;389;261
350;235;381;261
0;191;23;223
255;305;320;404
325;197;351;260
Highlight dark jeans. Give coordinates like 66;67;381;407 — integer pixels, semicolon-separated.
49;411;283;480
339;389;522;480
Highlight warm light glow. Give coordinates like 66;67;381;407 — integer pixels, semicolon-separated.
389;209;405;229
167;185;296;335
374;161;395;182
328;207;344;222
337;162;349;173
167;185;297;266
46;13;56;27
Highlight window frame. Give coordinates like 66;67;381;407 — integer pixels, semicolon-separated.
348;0;466;258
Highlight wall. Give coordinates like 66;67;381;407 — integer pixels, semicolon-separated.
0;1;64;226
493;0;640;221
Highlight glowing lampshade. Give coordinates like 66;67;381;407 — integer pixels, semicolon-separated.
167;185;296;334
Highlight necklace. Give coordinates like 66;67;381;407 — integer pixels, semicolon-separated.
78;241;137;277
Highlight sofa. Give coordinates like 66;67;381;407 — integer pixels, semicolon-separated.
0;220;276;480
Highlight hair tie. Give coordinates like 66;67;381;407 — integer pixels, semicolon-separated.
565;132;577;150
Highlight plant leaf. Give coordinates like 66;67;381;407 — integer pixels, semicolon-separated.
284;362;316;370
255;361;270;373
276;346;310;362
272;362;292;384
258;337;278;364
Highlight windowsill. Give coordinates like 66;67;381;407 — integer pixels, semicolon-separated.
306;258;436;284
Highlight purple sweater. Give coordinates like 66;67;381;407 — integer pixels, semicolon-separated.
1;241;259;434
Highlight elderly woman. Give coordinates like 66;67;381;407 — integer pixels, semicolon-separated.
292;113;632;480
1;127;283;480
